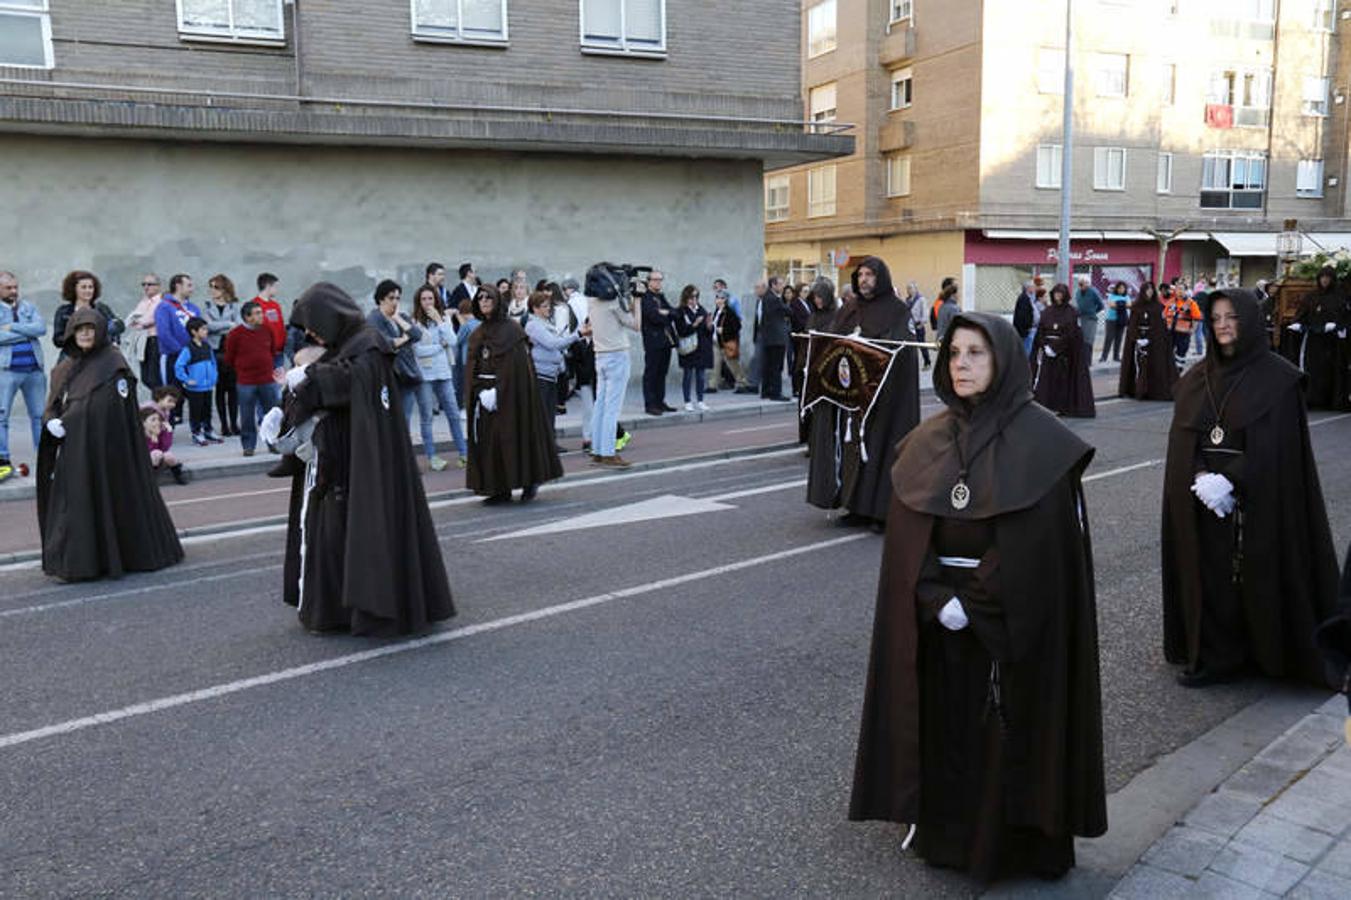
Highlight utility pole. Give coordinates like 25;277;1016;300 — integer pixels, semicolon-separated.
1056;0;1075;286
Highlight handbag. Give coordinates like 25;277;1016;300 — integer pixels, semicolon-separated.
722;338;740;361
677;333;698;356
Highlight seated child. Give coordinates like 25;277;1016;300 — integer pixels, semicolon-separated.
141;406;190;485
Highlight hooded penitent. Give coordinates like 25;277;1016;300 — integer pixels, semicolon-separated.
1162;289;1339;684
849;313;1105;882
37;307;183;580
805;256;921;522
463;285;563;496
1030;284;1095;417
1118;285;1178;401
1296;265;1350;410
277;282;455;636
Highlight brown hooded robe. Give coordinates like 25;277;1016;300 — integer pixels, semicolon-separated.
37;308;183;580
1030;287;1096;418
1118;290;1179;401
849;313;1106;882
1162;289;1339;683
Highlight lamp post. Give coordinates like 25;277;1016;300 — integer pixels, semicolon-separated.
1055;0;1075;286
1276;218;1302;278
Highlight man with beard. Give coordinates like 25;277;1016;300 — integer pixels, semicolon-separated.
269;282;455;636
806;257;922;531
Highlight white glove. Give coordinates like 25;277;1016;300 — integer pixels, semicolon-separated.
258;406;284;447
1043;346;1057;358
1338;329;1347;340
46;418;65;439
1137;338;1149;347
1288;322;1304;332
937;597;969;631
1191;472;1236;518
284;364;310;391
1325;322;1338;333
478;387;498;412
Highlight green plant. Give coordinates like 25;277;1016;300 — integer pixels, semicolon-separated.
1290;248;1351;280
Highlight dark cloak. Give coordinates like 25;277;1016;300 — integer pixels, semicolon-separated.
37;308;182;580
1030;288;1096;417
464;291;563;496
1162;288;1339;684
850;314;1105;881
798;302;840;445
279;282;455;636
1297;268;1350;410
805;257;921;520
1118;294;1178;401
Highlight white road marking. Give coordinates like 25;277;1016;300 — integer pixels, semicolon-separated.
0;566;281;620
0;533;871;751
722;422;795;435
1096;398;1127;407
706;479;808;502
478;494;735;543
1084;459;1162;483
167;487;290;508
1311;412;1351;428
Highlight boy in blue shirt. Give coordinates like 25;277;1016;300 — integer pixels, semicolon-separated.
174;317;221;446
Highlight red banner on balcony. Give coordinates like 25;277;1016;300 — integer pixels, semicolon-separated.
1205;103;1234;129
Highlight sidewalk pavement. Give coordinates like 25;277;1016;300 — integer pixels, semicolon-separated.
1111;695;1351;899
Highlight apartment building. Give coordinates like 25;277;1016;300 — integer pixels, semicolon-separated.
766;0;1351;312
0;1;850;332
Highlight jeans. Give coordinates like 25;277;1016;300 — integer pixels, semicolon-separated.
1080;319;1099;358
1100;320;1125;362
590;350;630;457
1022;329;1036;360
237;382;281;452
1193;321;1206;355
578;382;595;442
536;376;559;449
0;367;46;462
410;378;468;459
682;366;706;403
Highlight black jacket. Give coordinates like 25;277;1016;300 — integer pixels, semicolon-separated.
1013;290;1035;338
641;291;677;351
759;290;791;348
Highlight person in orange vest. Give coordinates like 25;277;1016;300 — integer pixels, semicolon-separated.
1162;283;1201;364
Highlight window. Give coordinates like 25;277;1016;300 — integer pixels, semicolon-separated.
1211;0;1275;38
411;0;508;44
0;1;52;68
809;83;837;124
1157;152;1174;193
1314;0;1334;32
890;68;913;110
1201;150;1266;209
1208;69;1272;126
580;0;665;55
808;0;836;58
1162;63;1176;105
1297;160;1325;198
1093;147;1127;191
807;165;837;218
765;175;790;222
886;155;912;197
1094;53;1129;97
177;0;285;43
1036;144;1063;189
1038;48;1065;94
890;0;914;24
1303;76;1330;116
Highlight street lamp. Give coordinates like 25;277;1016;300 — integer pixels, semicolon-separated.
1277;218;1303;277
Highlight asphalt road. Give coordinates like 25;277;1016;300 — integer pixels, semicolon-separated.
0;398;1347;897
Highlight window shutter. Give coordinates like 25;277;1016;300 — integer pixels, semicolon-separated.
625;0;662;44
233;0;282;33
181;0;230;29
583;0;622;40
462;0;502;35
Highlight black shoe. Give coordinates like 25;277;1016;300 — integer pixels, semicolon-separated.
705;387;719;394
482;492;512;506
1176;666;1241;688
734;386;757;394
520;484;539;503
661;403;678;412
837;512;870;528
766;395;792;402
645;406;665;416
869;520;886;535
170;464;192;486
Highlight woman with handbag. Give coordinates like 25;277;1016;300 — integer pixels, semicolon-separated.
411;284;468;471
674;284;713;411
712;290;747;391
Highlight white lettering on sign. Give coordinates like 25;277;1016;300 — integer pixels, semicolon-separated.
1046;248;1111;263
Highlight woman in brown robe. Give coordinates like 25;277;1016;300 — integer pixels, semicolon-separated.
1030;283;1096;417
464;285;563;504
850;312;1106;882
1162;289;1340;686
1118;282;1178;401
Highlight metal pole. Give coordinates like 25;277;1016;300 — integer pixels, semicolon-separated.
1056;0;1075;286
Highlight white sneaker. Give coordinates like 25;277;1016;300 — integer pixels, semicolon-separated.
683;402;694;412
429;455;448;472
697;401;710;411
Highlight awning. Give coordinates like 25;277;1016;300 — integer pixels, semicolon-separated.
981;229;1211;242
1209;231;1351;257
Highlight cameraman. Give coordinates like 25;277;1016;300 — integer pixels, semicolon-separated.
639;270;677;415
587;266;642;467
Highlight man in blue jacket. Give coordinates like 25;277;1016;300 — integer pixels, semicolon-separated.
1074;275;1105;357
155;273;201;423
0;271;47;482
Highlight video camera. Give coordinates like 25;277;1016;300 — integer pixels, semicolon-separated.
585;262;653;310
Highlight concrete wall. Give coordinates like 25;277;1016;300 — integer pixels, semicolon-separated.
0;134;765;381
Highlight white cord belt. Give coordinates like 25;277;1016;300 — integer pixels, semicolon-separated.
937;556;980;569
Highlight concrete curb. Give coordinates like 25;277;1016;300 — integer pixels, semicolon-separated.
0;439;802;567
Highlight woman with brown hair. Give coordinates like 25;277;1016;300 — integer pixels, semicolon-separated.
52;271;124;358
464;285;562;504
204;273;241;436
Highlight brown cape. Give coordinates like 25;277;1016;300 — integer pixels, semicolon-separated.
1030;293;1096;417
1118;296;1178;401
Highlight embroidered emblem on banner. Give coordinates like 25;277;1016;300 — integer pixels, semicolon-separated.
380;385;390;411
116;378;129;399
837;357;852;389
481;346;490;360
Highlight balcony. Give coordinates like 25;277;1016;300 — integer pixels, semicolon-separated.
1204;104;1269;129
879;119;916;153
879;28;917;67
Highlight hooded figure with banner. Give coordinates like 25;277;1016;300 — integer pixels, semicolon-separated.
804;256;921;529
1118;282;1178;401
1162;288;1339;687
849;313;1105;882
274;282;454;636
37;307;183;581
